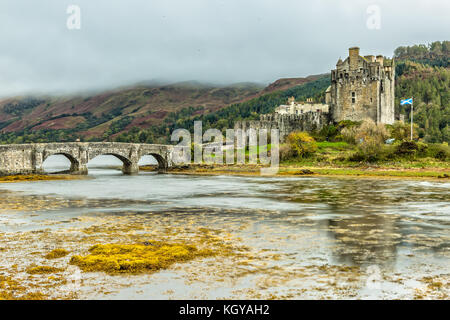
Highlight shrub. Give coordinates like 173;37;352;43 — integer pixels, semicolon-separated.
356;119;389;159
286;131;318;158
347;119;390;162
417;142;429;156
355;119;389;143
435;150;448;161
317;125;339;142
395;140;419;157
388;121;419;141
341;126;358;144
338;120;361;129
427;143;450;161
279;144;295;161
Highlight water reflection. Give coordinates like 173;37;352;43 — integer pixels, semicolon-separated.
0;161;449;298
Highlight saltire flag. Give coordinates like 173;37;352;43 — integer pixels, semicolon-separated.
401;98;413;105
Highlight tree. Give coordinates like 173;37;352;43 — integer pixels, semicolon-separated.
349;119;389;161
286;131;318;158
389;121;418;141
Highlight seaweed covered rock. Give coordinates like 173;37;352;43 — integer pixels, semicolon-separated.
70;242;215;274
45;249;69;259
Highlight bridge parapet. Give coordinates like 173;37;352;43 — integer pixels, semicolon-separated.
0;142;174;176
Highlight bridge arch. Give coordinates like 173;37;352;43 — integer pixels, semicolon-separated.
139;153;168;172
42;151;84;174
88;151;137;174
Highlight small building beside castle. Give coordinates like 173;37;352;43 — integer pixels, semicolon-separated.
234;47;396;141
275;97;329;115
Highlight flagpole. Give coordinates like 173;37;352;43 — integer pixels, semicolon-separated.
410;97;413;140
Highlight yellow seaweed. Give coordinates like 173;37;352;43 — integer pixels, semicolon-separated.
27;266;64;274
70;242;215;274
45;249;70;259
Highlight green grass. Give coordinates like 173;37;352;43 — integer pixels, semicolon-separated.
245;144;272;156
316;141;350;150
312;168;448;178
280;167;449;178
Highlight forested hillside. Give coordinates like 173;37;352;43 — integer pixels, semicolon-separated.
394;41;450;67
114;75;331;143
395;41;450;143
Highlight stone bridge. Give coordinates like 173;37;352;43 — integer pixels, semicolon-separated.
0;142;174;175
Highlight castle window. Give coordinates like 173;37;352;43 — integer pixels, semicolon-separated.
352;92;356;104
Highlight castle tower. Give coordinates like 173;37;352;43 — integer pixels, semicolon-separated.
329;47;395;124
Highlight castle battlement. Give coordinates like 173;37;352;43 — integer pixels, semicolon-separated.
330;47;395;124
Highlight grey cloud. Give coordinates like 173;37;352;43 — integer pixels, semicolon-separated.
0;0;448;97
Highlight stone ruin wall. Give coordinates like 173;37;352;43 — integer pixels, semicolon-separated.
234;112;329;142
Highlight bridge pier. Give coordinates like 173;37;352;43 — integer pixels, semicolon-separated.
73;146;89;175
122;162;139;175
70;162;88;175
32;147;45;174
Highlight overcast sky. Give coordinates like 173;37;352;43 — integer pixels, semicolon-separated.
0;0;448;97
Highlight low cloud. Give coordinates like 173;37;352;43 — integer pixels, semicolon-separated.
0;0;448;97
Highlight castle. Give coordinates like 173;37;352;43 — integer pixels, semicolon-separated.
235;47;396;140
329;47;395;124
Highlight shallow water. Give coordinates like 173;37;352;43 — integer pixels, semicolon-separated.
0;155;449;299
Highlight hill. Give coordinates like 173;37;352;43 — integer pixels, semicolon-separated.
0;76;323;144
261;74;326;94
393;41;449;143
0;81;263;143
395;61;449;142
394;41;450;67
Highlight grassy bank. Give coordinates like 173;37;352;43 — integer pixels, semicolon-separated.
141;141;449;179
157;164;449;179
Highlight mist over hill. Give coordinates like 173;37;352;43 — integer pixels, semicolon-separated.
0;42;448;144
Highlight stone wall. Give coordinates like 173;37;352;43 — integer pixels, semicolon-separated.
234;112;329;142
0;144;36;175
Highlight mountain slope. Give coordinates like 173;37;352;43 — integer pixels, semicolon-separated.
114;74;331;144
395;61;450;142
0;82;263;138
394;41;450;67
0;76;323;143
